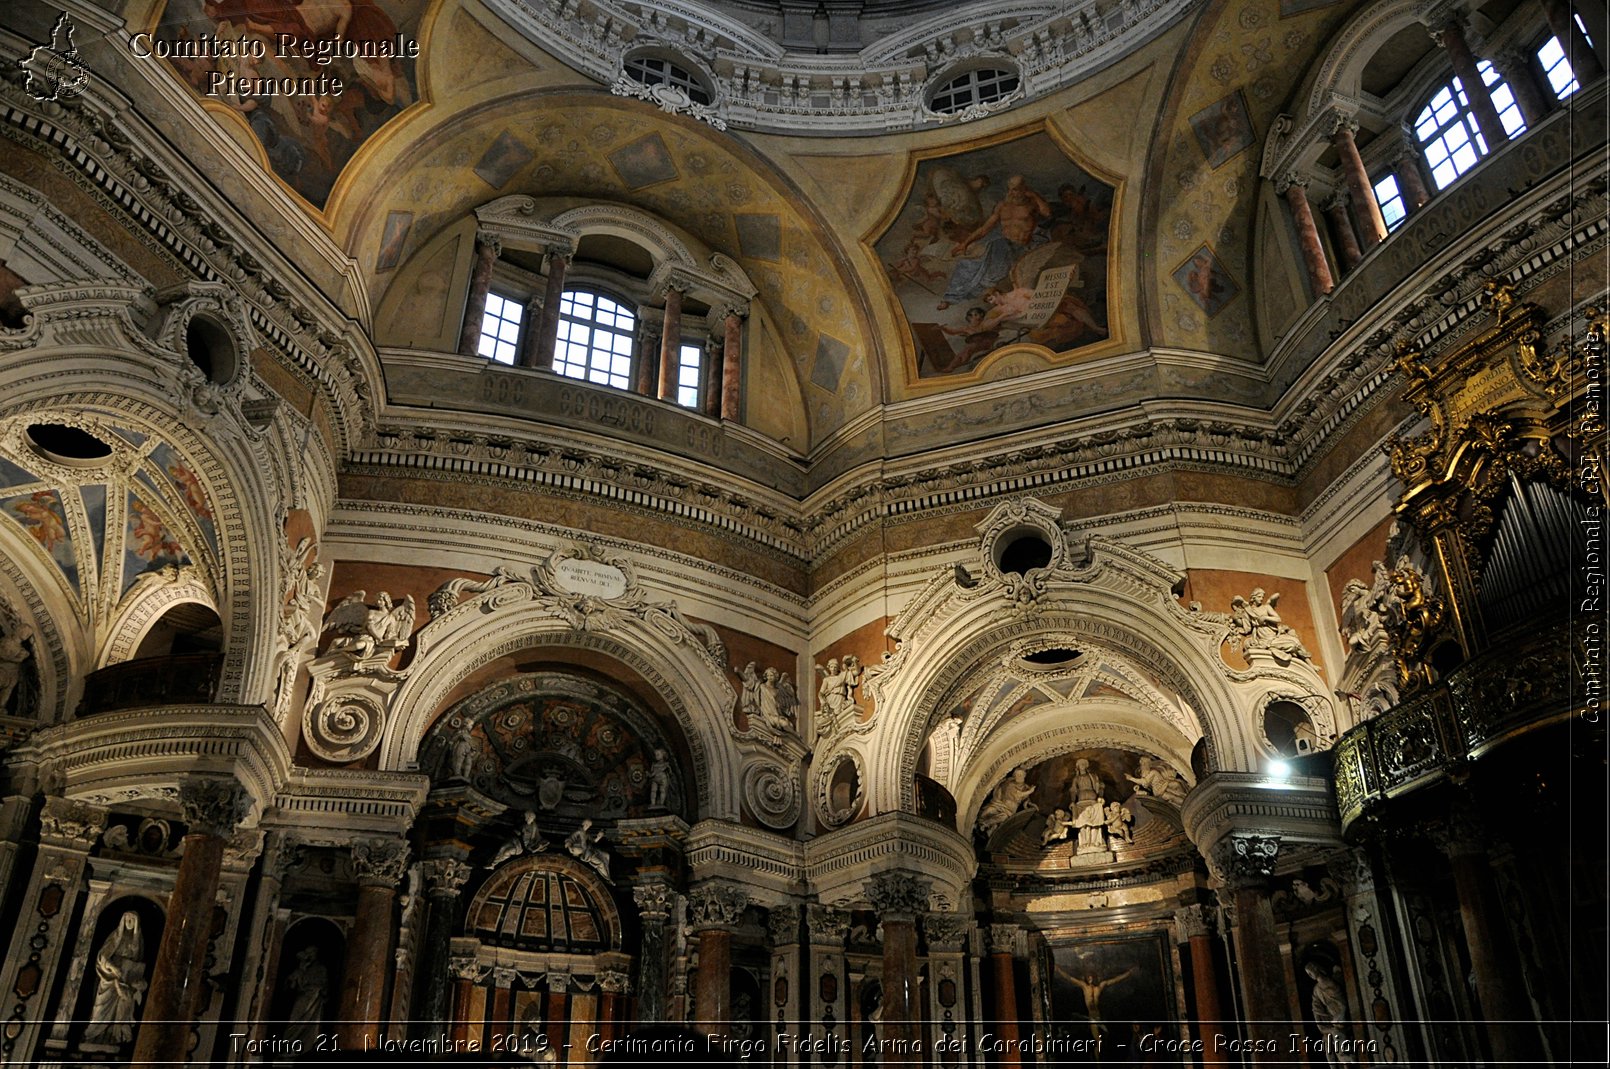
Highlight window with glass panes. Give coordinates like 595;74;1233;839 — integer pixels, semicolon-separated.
476;291;523;364
1414;62;1523;190
1372;174;1407;231
1538;17;1593;100
675;341;704;409
555;290;636;389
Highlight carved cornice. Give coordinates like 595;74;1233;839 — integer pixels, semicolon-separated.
487;0;1195;135
1180;772;1341;868
804;812;975;913
685;819;803;905
0;72;374;457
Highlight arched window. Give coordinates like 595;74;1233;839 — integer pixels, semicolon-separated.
623;54;712;105
929;66;1020;115
555;289;636;389
1413;62;1524;190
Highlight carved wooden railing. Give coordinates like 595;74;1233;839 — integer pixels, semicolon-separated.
1332;622;1585;834
77;653;221;717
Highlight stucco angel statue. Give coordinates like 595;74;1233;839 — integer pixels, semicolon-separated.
322;590;415;661
1230;588;1312;664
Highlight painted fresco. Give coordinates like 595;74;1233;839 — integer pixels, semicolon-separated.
874;132;1113;378
122;492;190;595
150;442;219;558
2;489;77;591
1046;933;1176;1056
152;1;427;209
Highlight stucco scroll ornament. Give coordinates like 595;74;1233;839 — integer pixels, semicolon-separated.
741;758;802;830
610;74;728;130
303;589;416;763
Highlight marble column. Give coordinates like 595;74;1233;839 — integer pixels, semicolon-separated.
657;287;685;401
447;954;481;1046
0;793;37;918
702;337;723;419
768;905;803;1063
1541;0;1604;83
133;779;247;1067
806;904;850;1056
632;879;677;1023
598;970;630;1047
1277;175;1334;297
542;972;569;1055
634;311;662;396
1322;191;1364;272
922;914;969;1067
1175;904;1228;1064
1212;835;1288;1064
523;247;569;370
233;833;301;1061
457;232;503;357
986;923;1021;1069
337;836;411;1050
1491;47;1552;127
1428;16;1508;150
688;881;748;1037
1392;134;1434;210
866;871;931;1060
1329;118;1388;246
410;855;474;1039
0;797;105;1065
1430;807;1541;1062
719;309;745;421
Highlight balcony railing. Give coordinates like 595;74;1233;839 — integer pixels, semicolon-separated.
77;653;221;717
1331;622;1585;833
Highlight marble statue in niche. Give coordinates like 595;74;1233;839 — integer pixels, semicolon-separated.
282;946;328;1050
735;660;801;738
1124;755;1188;807
648;748;671;809
1306;961;1354;1065
83;912;146;1045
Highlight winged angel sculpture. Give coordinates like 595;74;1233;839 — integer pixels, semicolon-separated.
322;591;415;665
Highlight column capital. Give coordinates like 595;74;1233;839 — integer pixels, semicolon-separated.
987;922;1019;955
352;836;410;886
632;878;677;921
599;970;632;994
1417;0;1466;39
1488;45;1531;78
473;231;504;258
806;902;850;943
1326;113;1361;139
1274;171;1311;195
1325;848;1377;895
1321;188;1351;212
449;955;482;981
1209;833;1281;890
865;870;932;921
687;881;748;930
545;969;572;994
179;777;249;838
38;795;107;849
1174;903;1217;940
922;912;970;952
422;856;474;895
767;904;799;946
222;827;265;872
1425;804;1485;859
